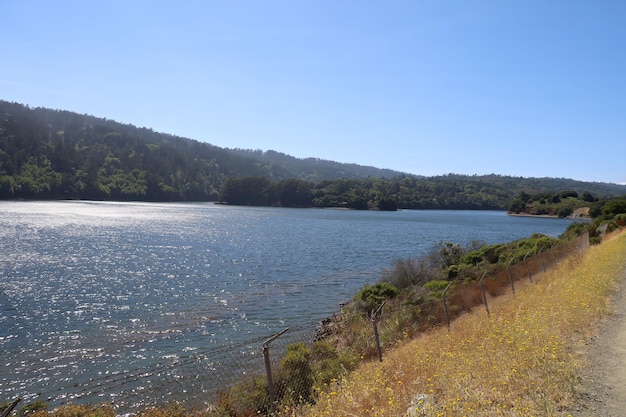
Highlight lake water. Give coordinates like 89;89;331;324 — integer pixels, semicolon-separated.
0;201;578;408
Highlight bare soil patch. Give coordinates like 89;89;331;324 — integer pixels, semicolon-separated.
570;263;626;416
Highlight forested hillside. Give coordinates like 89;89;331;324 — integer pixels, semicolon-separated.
0;100;404;200
228;149;409;181
219;175;512;210
0;101;285;200
1;100;625;205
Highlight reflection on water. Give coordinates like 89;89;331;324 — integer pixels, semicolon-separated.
0;201;577;408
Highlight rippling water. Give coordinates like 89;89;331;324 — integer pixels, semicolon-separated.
0;201;577;407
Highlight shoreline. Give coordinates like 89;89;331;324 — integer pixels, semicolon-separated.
507;211;592;221
507;212;560;219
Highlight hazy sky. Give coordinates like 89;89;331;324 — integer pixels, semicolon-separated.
1;1;625;184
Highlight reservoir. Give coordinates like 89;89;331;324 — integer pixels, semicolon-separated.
0;201;579;408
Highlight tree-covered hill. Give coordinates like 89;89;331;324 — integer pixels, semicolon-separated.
0;100;404;201
0;101;285;200
1;99;625;204
227;148;412;181
218;175;626;211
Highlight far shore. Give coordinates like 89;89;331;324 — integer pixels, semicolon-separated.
507;211;592;221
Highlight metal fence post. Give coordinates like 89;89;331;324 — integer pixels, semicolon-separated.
506;259;515;294
538;247;546;273
1;398;21;417
371;301;385;362
479;271;490;317
442;281;452;332
523;252;533;282
263;328;289;415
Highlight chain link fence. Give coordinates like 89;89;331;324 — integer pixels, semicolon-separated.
2;324;318;415
368;233;590;349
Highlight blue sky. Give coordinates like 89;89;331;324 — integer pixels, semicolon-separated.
1;1;625;184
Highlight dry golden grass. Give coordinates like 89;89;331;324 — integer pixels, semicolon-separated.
293;232;626;417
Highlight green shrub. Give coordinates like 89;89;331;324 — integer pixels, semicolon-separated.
445;265;459;279
355;283;399;307
606;221;619;234
560;222;590;240
277;343;314;405
424;280;452;298
311;340;358;385
217;375;269;416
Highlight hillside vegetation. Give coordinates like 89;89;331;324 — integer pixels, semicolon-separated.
298;231;626;416
2;100;625;205
0;100;404;201
508;190;602;218
508;190;626;244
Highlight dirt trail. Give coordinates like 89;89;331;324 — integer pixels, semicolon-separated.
571;265;626;416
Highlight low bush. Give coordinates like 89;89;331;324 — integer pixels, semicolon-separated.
276;343;314;406
355;282;399;311
310;340;358;385
216;375;269;417
423;280;452;298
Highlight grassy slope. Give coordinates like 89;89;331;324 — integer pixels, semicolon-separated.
521;196;591;217
296;231;626;417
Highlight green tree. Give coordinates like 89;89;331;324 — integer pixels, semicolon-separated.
356;282;399;308
508;198;526;213
582;191;597;202
17;156;61;197
219;176;274;206
557;206;573;218
602;199;626;218
276;179;312;207
376;197;398;211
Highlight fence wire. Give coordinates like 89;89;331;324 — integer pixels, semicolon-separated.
6;326;319;415
373;233;590;356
